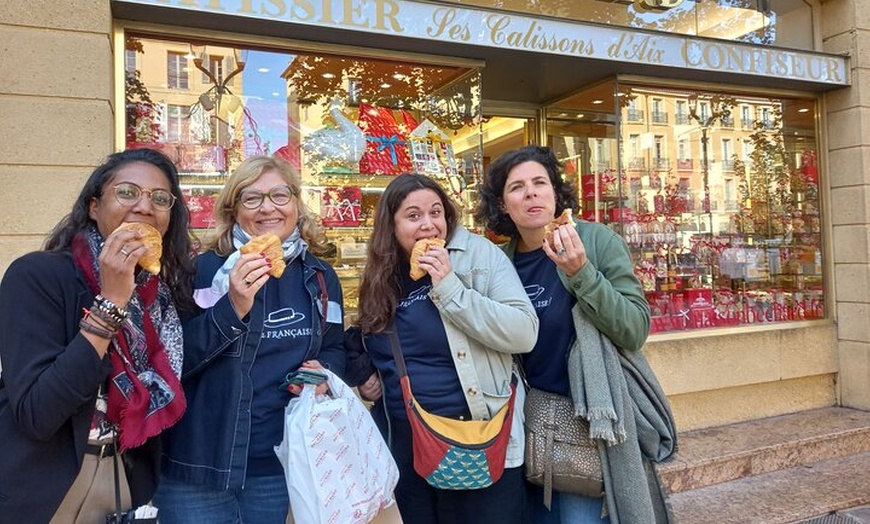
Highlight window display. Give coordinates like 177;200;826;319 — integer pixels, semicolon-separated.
548;82;823;333
124;34;484;321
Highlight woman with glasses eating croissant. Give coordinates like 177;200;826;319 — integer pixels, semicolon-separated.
153;155;346;524
0;148;196;524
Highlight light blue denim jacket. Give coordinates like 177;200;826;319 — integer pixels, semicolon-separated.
428;225;539;467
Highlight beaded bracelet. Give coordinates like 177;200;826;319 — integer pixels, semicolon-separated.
79;318;115;339
88;305;123;331
82;307;120;331
93;294;129;326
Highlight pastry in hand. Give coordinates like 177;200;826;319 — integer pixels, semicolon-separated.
240;233;286;278
544;209;573;246
409;237;446;281
114;222;163;274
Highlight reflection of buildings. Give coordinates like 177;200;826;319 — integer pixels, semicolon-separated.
618;90;813;218
127;39;246;174
547;87;814;231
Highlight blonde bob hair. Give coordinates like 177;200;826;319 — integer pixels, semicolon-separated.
207;155;327;256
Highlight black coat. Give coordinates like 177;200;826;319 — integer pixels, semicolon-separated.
0;251;159;524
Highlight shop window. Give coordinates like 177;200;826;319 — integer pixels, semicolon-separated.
124;34;483;322
548;81;824;333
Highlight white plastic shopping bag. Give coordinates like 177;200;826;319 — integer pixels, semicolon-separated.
275;369;399;524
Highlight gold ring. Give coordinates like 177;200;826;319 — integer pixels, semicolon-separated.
120;248;130;257
243;277;252;286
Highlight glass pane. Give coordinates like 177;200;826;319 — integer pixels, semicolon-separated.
124;34;483;321
548;80;824;333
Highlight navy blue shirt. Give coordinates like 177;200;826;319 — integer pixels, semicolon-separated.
514;248;576;397
367;269;466;420
247;258;311;476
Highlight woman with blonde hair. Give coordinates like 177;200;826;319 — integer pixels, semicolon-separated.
154;155;346;524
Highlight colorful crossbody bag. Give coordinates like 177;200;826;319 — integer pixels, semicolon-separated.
388;330;517;490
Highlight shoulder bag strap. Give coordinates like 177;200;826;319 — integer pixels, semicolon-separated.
387;326;408;379
315;269;327;335
111;431;123;522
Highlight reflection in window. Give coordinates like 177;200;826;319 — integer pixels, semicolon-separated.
547;82;823;333
165;104;189;142
437;0;814;50
125;49;137;73
167;52;188;90
126;34;485;320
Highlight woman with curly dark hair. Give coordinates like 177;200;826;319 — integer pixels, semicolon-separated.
0;148;195;524
477;146;674;524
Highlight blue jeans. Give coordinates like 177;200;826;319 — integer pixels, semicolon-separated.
527;484;610;524
153;475;288;524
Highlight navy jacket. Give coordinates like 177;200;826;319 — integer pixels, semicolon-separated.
0;251;160;524
160;250;346;490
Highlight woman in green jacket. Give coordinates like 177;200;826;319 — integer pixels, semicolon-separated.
477;146;673;524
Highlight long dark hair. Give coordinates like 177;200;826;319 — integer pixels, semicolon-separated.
475;145;578;238
44;148;196;312
356;174;458;334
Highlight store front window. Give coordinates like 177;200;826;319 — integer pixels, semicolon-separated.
124;33;484;320
436;0;815;50
547;80;823;333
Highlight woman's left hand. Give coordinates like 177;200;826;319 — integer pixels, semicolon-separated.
286;360;330;396
418;243;452;286
542;224;588;277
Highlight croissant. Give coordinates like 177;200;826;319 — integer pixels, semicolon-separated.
240;233;286;278
409;237;446;281
114;222;162;275
544;208;573;246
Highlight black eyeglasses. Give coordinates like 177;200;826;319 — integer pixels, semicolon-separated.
112;182;177;211
237;185;296;210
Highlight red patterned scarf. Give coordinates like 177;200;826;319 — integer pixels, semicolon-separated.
72;227;186;450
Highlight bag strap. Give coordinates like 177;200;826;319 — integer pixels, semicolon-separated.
387;327;408;379
111;431;123;522
543;395;557;510
315;269;327;335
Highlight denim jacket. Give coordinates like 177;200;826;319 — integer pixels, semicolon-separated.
406;226;539;467
160;250;345;489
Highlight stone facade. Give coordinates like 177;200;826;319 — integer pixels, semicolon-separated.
821;0;870;412
0;0;866;429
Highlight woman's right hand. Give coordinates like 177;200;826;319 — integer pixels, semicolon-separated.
228;252;272;319
97;227;145;309
358;372;382;402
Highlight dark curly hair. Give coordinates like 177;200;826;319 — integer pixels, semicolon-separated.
475;145;578;238
44;148;196;313
355;174;458;334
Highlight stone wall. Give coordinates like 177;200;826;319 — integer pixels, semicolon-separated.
0;0;114;271
821;0;870;410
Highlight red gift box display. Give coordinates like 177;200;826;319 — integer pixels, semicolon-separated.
358;104;413;175
321;186;363;227
183;191;217;229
